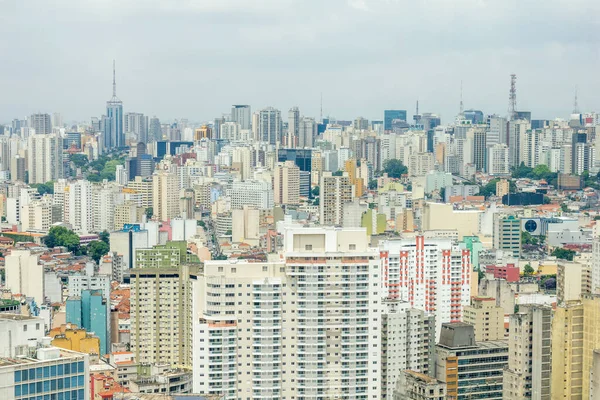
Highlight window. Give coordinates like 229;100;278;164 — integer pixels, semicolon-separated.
349;244;356;250
305;244;312;251
23;325;27;332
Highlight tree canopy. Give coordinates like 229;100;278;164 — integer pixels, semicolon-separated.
44;226;80;253
87;240;110;263
382;159;408;178
31;182;54;196
551;247;576;261
69;154;89;168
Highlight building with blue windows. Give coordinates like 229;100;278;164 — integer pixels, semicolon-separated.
384;110;407;131
66;290;109;356
0;347;89;400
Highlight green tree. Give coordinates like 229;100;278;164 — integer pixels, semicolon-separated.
523;264;535;275
332;170;344;176
551;248;576;261
439;187;446;202
99;231;110;245
87;240;110;263
311;186;320;197
145;207;153;219
561;203;569;212
44;226;80;253
368;180;378;190
511;162;533;179
31;181;54;196
69;154;89;169
382;159;408;178
213;254;228;260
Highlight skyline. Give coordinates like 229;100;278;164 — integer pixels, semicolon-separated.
1;0;599;123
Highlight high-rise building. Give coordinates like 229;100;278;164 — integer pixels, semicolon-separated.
463;297;505;341
436;323;508;399
381;299;435;399
298;116;317;148
488;115;508;145
463;109;484;124
124;112;149;143
521;129;542;168
66;289;110;355
503;304;552;400
104;62;124;149
227;180;274;210
508;119;530;167
66;180;94;234
152;170;180;221
487;144;510;175
379;236;472;339
27;134;63;184
471;126;487;171
493;214;521;258
319;172;354;226
496;178;510;198
131;247;198;367
258;107;282;145
28;113;52;134
393;370;447;400
231;104;251;130
273;161;300;205
407;152;434;177
384;110;407;131
148;116;161;141
5;249;44;305
287;106;300;148
219;122;241;141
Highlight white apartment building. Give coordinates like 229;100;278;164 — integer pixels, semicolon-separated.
227;180;273;210
379;236;472;339
193;227;381;400
320;173;354;226
20;198;53;232
68;274;111;300
5;249;44;305
67;180;94;234
27;133;63;184
487;143;510;175
92;185;116;233
0;314;45;357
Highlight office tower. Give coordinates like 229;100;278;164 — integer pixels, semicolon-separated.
131;247;198;367
124;112;149;143
515;110;532;121
227;180;274;210
298;116;317;148
231;104;251;129
0;344;90;400
152;170;180;221
213;116;225;140
394;370;447;400
28;113;52;134
148;116;161;141
287;106;300;147
463;297;505;341
258;107;282;145
508;119;530;166
503;305;552;400
436;323;508;399
66;289;110;355
384;110;407;131
27;134;63;184
420;113;441;132
572;131;589;174
5;249;44;305
462;109;484;124
126;176;153;209
10;155;26;182
104;62;124;149
379;237;471;339
277;148;312;172
471;126;487;171
64;132;82;150
194;125;212;140
381;300;435;399
319;172;354;226
488;115;508;145
353;116;369;130
52;112;63;128
493;214;521;258
487;144;510;175
299;170;311;198
66;180;94;234
273;161;300;205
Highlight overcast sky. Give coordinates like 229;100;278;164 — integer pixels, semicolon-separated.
1;0;599;125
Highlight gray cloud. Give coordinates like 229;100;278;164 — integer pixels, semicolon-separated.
0;0;598;124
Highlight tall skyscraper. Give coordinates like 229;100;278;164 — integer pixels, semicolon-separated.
148;116;161;141
152;170;180;221
470;126;487;171
503;305;552;400
258;107;282;145
273;161;300;205
508;119;530;167
231;104;251;129
124;112;148;143
27;133;63;184
104;61;124;150
298;116;317;148
384;110;407;131
287;106;300;148
28;113;52;134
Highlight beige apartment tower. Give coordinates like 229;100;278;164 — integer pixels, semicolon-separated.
273;160;300;205
319;172;354;226
152;170;180;221
463;297;505;341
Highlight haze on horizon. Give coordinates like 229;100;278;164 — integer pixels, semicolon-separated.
1;0;599;124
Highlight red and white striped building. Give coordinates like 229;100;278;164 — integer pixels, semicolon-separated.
379;236;471;339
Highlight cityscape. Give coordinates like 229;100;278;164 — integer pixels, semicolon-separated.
2;1;600;400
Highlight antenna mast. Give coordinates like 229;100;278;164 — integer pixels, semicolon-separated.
112;60;117;98
320;92;323;123
573;87;579;114
459;80;464;114
508;74;517;120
